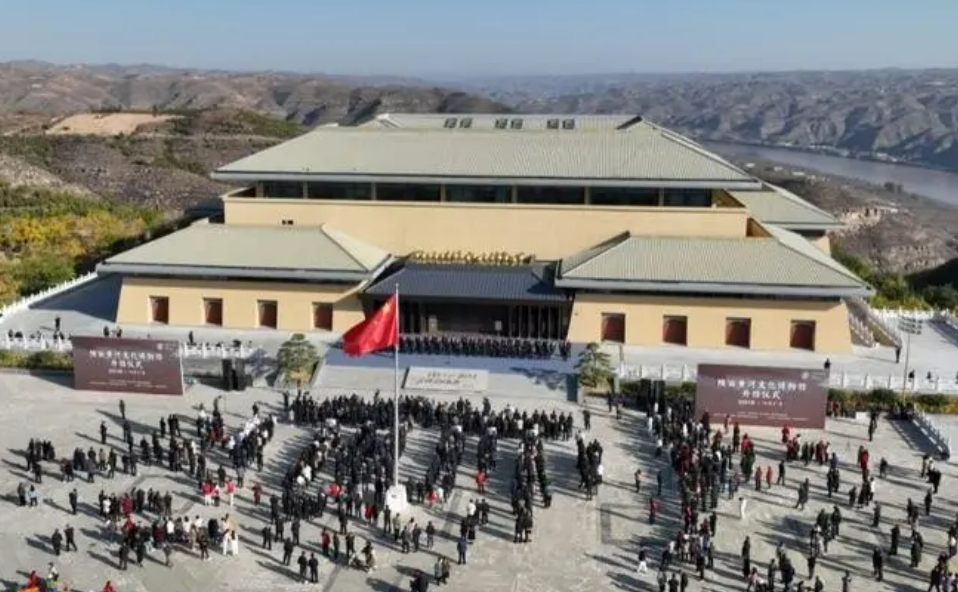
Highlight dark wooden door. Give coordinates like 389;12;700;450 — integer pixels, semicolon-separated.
725;318;751;348
601;313;625;343
313;303;333;331
258;300;278;328
790;321;816;350
150;297;169;324
662;316;688;345
205;299;223;326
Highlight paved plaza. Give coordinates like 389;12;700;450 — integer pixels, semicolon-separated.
0;372;951;592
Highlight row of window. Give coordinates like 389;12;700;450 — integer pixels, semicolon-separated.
257;181;713;207
148;296;334;330
599;314;818;350
441;117;577;130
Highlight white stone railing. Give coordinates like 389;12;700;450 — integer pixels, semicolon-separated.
935;310;958;333
0;272;98;320
0;335;72;352
179;342;255;359
618;363;958;394
871;307;958;326
848;312;876;347
1;335;258;360
873;307;938;321
874;307;958;340
851;298;903;346
913;411;952;458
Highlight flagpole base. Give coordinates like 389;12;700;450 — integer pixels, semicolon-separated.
385;485;409;515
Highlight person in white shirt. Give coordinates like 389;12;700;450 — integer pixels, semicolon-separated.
466;500;477;517
637;544;648;573
739;497;748;520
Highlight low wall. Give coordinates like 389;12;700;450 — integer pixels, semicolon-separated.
618;362;958;395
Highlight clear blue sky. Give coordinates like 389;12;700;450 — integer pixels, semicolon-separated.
1;0;956;77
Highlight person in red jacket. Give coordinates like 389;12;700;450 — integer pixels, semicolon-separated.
476;471;487;494
102;581;117;592
26;570;41;588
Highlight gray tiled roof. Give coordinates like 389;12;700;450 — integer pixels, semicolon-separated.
213;114;758;188
729;185;841;229
97;223;392;281
557;227;871;296
365;264;568;302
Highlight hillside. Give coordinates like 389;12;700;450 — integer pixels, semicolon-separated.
475;70;958;173
0;62;512;209
0;184;166;305
0;111;277;208
0;61;510;124
4;64;958;173
740;162;958;274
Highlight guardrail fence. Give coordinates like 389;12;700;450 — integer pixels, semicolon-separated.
618;363;958;394
913;411;952;458
1;334;256;360
0;272;98;320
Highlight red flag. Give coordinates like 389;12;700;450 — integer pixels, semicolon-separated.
342;294;399;356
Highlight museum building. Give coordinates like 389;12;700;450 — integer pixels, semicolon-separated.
96;113;872;353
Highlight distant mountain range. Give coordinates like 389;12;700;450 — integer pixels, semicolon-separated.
464;70;958;172
0;61;509;126
1;62;958;171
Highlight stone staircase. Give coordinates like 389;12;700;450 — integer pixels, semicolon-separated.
847;310;876;347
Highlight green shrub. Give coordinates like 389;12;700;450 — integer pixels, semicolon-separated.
827;388;849;403
826;388;958;413
0;350;26;367
617;380;696;406
0;349;72;370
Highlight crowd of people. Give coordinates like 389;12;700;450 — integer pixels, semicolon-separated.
273;390;597;589
15;395;275;591
13;375;954;592
641;396;952;592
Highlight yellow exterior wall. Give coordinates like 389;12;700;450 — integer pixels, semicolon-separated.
116;277;365;332
810;234;831;255
114;277;853;353
223;198;749;259
567;293;852;353
712;190;741;208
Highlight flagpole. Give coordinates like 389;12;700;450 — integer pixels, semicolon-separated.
393;283;400;488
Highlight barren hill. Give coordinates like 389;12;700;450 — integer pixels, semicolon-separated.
0;110;299;208
0;63;511;208
0;61;510;124
465;70;958;173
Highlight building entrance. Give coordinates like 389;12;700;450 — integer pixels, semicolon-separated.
370;298;571;340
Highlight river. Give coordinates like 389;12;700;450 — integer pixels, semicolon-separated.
706;142;958;207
